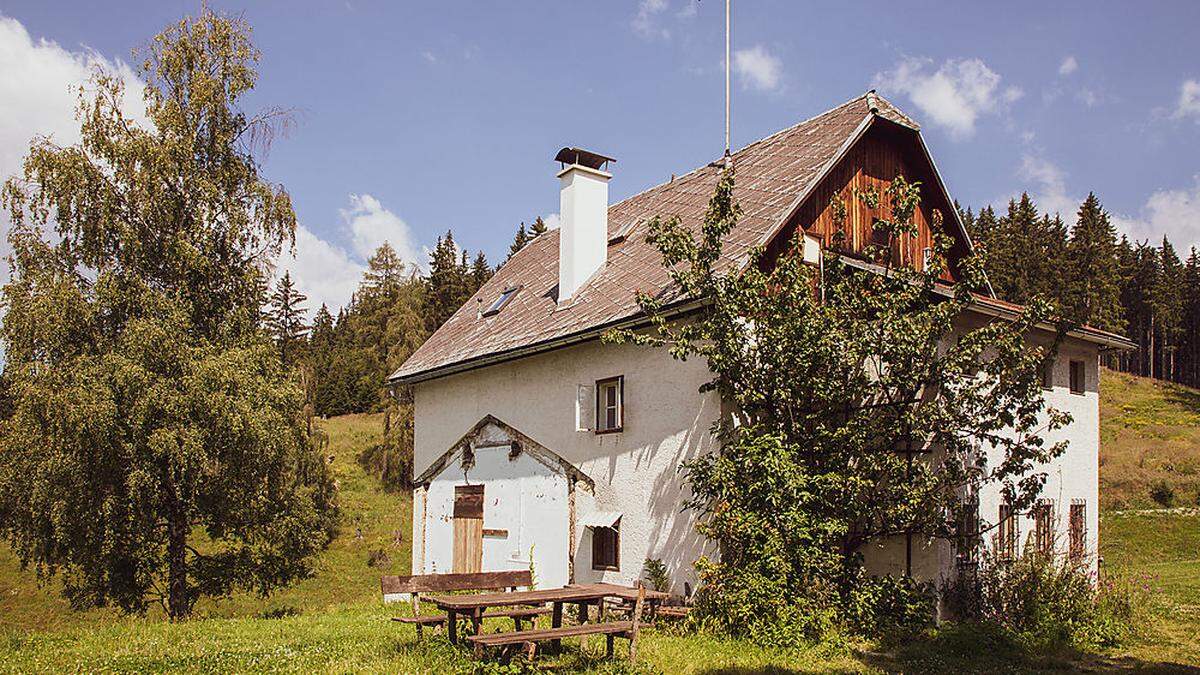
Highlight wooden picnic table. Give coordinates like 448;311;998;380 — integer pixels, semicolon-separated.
429;582;669;646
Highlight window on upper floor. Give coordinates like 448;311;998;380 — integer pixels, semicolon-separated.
595;376;623;434
1069;360;1085;395
1041;358;1055;390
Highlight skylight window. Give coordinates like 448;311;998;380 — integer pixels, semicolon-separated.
482;285;521;317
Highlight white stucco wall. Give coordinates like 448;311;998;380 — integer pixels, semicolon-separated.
411;338;720;595
859;319;1103;584
976;334;1102;573
413;316;1104;593
423;443;570;587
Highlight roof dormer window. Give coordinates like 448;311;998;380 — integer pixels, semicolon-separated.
482;285;521;317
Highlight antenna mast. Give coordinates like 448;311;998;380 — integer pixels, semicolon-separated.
724;0;731;165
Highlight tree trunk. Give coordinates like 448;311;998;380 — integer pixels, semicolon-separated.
167;495;190;621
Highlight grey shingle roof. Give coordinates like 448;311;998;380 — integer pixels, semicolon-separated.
390;92;915;383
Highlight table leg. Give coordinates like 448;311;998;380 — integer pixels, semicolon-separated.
471;608;482;637
578;601;590;652
551;601;563;651
448;609;458;645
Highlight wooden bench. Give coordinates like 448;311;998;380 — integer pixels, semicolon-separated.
381;570;550;639
467;586;647;663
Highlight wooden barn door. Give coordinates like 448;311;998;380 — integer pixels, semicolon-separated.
452;484;484;573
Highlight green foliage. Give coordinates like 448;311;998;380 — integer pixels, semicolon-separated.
642;558;670;593
968;549;1149;651
843;573;937;638
355;397;414;490
0;7;337;620
609;167;1070;642
1151;479;1176;507
973;194;1069;308
1065;194;1124;333
265;271;309;367
426;231;481;334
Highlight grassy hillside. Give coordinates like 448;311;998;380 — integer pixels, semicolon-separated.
1100;368;1200;510
0;413;411;631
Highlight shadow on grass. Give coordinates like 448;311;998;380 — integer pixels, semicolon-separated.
857;623;1200;674
1162;384;1200;416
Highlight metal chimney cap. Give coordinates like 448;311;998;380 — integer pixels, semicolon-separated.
554;147;616;171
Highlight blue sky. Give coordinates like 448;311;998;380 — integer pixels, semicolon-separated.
1;1;1198;312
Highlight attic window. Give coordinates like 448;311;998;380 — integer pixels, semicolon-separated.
482;286;521;317
608;220;639;246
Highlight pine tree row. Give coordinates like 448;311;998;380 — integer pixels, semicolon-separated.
962;193;1200;387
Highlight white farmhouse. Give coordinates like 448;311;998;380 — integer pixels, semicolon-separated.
389;92;1133;594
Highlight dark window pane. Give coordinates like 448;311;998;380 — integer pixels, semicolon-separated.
1069;360;1085;394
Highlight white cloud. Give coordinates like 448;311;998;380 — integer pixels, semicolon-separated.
1174;79;1200;122
0;16;147;285
1014;154;1081;220
339;193;423;266
632;0;670;40
541;213;560;230
1112;177;1200;252
277;224;365;314
1076;88;1099;108
873;57;1019;139
420;50;437;64
676;2;698;19
1058;56;1078;76
733;45;782;92
278;193;428;314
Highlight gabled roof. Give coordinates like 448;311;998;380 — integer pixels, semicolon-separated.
390;92;938;384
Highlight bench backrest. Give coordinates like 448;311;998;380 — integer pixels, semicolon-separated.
381;570;533;603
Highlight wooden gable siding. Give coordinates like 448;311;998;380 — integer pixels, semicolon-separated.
765;122;968;282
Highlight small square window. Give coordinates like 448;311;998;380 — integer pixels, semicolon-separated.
1069;360;1085;395
592;524;620;571
595;376;623;434
482;286;521;317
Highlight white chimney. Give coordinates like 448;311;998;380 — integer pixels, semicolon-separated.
555;147;614;304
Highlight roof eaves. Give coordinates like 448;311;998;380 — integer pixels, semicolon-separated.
837;255;1136;350
388;296;710;385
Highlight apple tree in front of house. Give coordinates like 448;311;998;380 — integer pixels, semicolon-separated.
606;167;1070;642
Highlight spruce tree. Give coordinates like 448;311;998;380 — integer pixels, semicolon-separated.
530;216;550;237
1181;249;1200;386
507;222;530;261
1065;193;1123;332
471;251;492;288
425;231;471;332
266;271;310;367
1155;237;1185;380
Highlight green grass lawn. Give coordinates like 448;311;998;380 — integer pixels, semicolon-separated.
2;374;1200;672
